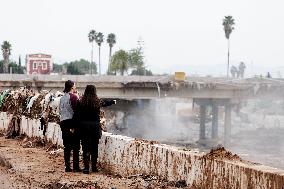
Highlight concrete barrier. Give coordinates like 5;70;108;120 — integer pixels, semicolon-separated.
0;112;284;188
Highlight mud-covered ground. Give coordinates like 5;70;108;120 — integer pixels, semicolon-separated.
0;166;30;189
0;135;192;189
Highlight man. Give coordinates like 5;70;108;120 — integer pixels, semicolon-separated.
230;66;238;78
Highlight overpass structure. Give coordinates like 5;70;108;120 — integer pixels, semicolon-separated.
0;74;283;99
1;74;284;142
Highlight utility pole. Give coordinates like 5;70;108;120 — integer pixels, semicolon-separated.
251;61;253;77
91;42;93;75
227;39;230;78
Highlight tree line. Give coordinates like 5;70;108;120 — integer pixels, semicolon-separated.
53;45;152;76
109;47;152;76
53;59;97;75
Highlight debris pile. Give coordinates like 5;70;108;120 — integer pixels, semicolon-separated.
0;88;31;114
203;147;241;161
0;88;107;139
24;93;46;119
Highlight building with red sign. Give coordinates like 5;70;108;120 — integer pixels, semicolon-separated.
26;53;53;75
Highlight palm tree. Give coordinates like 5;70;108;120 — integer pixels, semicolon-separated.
106;33;116;74
95;32;104;75
222;16;235;78
110;50;128;75
1;41;12;73
88;30;96;75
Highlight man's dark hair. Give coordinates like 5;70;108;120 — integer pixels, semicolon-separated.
63;80;74;93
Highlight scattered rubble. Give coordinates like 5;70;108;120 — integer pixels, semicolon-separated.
134;138;160;145
49;148;64;155
21;137;45;148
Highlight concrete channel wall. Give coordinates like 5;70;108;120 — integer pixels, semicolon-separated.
0;112;284;188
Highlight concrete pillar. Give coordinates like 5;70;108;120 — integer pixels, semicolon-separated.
212;104;218;139
224;104;232;143
199;105;206;140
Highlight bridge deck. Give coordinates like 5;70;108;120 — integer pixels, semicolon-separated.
0;74;283;99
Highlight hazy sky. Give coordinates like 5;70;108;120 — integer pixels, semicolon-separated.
1;0;284;76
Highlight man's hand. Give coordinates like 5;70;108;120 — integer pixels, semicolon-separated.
70;128;75;133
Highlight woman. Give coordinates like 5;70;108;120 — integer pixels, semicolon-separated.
59;80;80;172
75;85;115;174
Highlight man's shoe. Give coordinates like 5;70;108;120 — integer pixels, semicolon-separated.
73;168;82;173
82;168;89;174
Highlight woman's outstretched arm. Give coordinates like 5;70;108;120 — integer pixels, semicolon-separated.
100;99;116;107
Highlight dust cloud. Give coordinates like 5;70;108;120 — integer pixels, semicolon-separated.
105;98;200;143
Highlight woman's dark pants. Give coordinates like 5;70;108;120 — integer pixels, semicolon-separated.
81;122;101;172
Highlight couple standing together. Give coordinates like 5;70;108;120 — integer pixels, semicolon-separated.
59;80;116;174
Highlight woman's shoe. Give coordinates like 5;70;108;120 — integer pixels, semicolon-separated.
92;166;98;173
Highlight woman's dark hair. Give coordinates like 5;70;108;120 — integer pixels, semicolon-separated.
63;80;74;93
80;85;100;108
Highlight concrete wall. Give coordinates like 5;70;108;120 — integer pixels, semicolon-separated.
0;112;284;188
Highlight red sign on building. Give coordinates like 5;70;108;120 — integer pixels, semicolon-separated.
26;53;53;75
